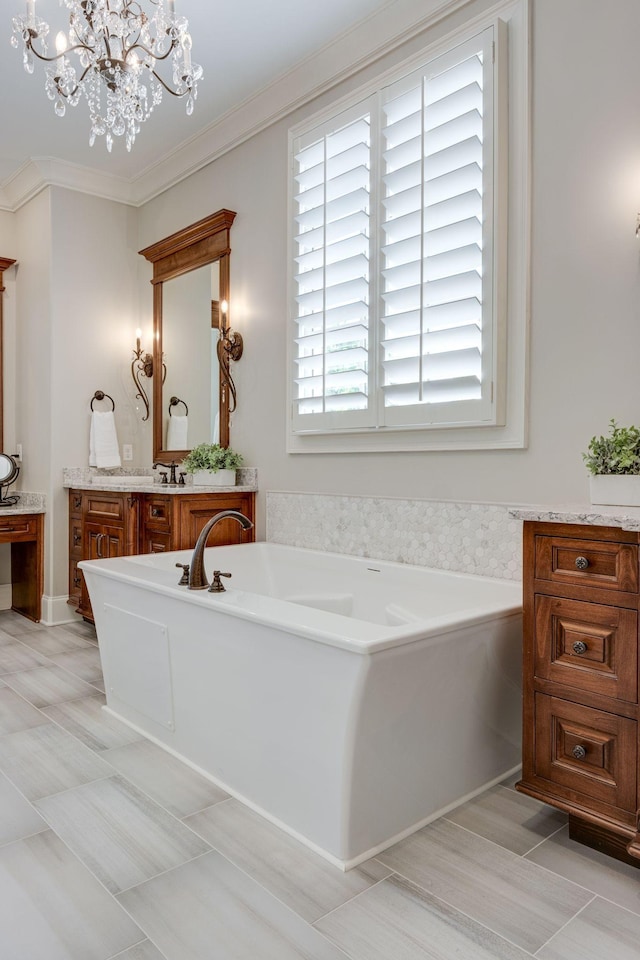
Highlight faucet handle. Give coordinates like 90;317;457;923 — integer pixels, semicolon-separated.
208;570;232;593
179;471;187;486
159;471;168;484
175;563;190;585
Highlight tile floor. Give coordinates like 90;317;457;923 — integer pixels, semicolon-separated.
0;609;639;959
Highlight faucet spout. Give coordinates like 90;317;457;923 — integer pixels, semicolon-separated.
188;510;253;590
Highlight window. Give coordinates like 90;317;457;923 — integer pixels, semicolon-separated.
288;8;528;453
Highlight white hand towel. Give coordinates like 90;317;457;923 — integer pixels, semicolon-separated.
89;412;121;468
167;414;188;449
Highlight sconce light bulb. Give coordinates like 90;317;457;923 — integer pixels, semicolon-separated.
220;299;228;315
135;327;142;339
55;31;68;55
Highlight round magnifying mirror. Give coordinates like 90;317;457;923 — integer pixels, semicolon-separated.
0;454;19;486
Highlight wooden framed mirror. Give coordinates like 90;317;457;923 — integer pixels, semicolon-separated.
139;210;237;461
0;258;16;453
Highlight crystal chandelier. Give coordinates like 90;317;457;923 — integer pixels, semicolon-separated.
11;0;202;152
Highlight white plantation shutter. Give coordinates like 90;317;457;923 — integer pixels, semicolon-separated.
292;105;375;431
290;26;501;435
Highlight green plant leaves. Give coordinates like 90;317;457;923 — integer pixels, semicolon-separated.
182;443;244;474
583;419;640;476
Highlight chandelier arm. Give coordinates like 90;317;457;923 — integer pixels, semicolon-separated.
126;40;180;64
24;39;95;65
52;62;92;100
149;69;191;97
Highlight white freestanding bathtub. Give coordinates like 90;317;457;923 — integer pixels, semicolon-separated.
80;542;522;868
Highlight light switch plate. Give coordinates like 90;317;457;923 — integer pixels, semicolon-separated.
122;444;133;461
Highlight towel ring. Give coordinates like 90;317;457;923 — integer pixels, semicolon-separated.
168;396;189;416
91;390;115;411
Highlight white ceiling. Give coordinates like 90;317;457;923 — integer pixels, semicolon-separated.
1;0;396;186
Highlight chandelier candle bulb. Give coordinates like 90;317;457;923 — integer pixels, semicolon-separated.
26;0;34;25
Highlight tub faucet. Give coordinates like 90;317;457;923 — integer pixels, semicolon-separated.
188;510;253;590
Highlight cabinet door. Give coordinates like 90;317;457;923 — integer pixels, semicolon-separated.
176;494;255;549
534;693;637;813
85;523;125;560
534;595;638;703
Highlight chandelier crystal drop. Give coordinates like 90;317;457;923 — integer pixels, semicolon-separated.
11;0;203;152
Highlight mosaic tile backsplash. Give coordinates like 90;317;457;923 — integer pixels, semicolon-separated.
267;492;523;581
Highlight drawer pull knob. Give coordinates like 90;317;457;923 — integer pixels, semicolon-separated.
575;556;590;570
151;508;160;517
572;745;587;760
572;640;588;655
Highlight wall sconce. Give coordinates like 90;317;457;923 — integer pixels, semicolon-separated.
217;300;243;413
131;327;154;421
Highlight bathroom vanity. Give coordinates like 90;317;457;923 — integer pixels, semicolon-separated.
514;511;640;866
0;506;44;622
68;481;255;622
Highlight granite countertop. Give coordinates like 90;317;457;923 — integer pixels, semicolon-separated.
509;504;640;532
62;467;257;495
0;492;46;515
66;480;257;494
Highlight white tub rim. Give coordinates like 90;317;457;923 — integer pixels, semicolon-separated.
80;541;522;656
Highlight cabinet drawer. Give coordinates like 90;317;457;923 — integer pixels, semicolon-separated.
535;536;638;594
535;595;638;703
534;694;637;812
141;531;173;554
84;494;126;523
142;496;171;531
0;516;38;542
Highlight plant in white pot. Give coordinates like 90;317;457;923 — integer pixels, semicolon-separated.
583;420;640;506
182;443;243;487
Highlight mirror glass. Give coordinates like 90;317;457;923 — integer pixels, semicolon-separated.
0;454;17;485
161;261;221;451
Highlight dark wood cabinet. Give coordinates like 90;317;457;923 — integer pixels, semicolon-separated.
69;487;255;621
518;521;640;866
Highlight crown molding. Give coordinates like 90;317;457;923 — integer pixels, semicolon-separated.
0;157;136;212
0;0;474;212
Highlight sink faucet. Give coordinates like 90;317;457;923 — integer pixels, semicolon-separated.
188;510;253;590
153;460;180;485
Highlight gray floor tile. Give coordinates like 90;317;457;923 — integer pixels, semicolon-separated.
0;723;111;800
3;664;98;706
0;830;144;960
119;849;350;960
62;619;99;642
17;625;96;656
185;798;390;922
445;784;567;855
92;678;106;693
42;695;143;752
526;825;640;917
103;739;228;818
316;872;533;960
49;646;104;683
377;818;592;953
500;770;522;791
0;613;48;636
0;642;50;675
0;627;22;646
36;775;210;894
538;896;640;959
110;942;168;960
0;770;47;846
0;685;49;735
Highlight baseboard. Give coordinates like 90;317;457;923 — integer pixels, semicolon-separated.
0;583;11;609
41;594;82;626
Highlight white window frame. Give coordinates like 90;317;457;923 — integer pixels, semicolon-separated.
287;0;529;453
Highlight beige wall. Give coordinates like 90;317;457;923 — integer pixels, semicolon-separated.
137;0;640;538
5;0;640;608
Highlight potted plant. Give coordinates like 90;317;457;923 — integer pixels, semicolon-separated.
583;420;640;506
181;443;244;487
